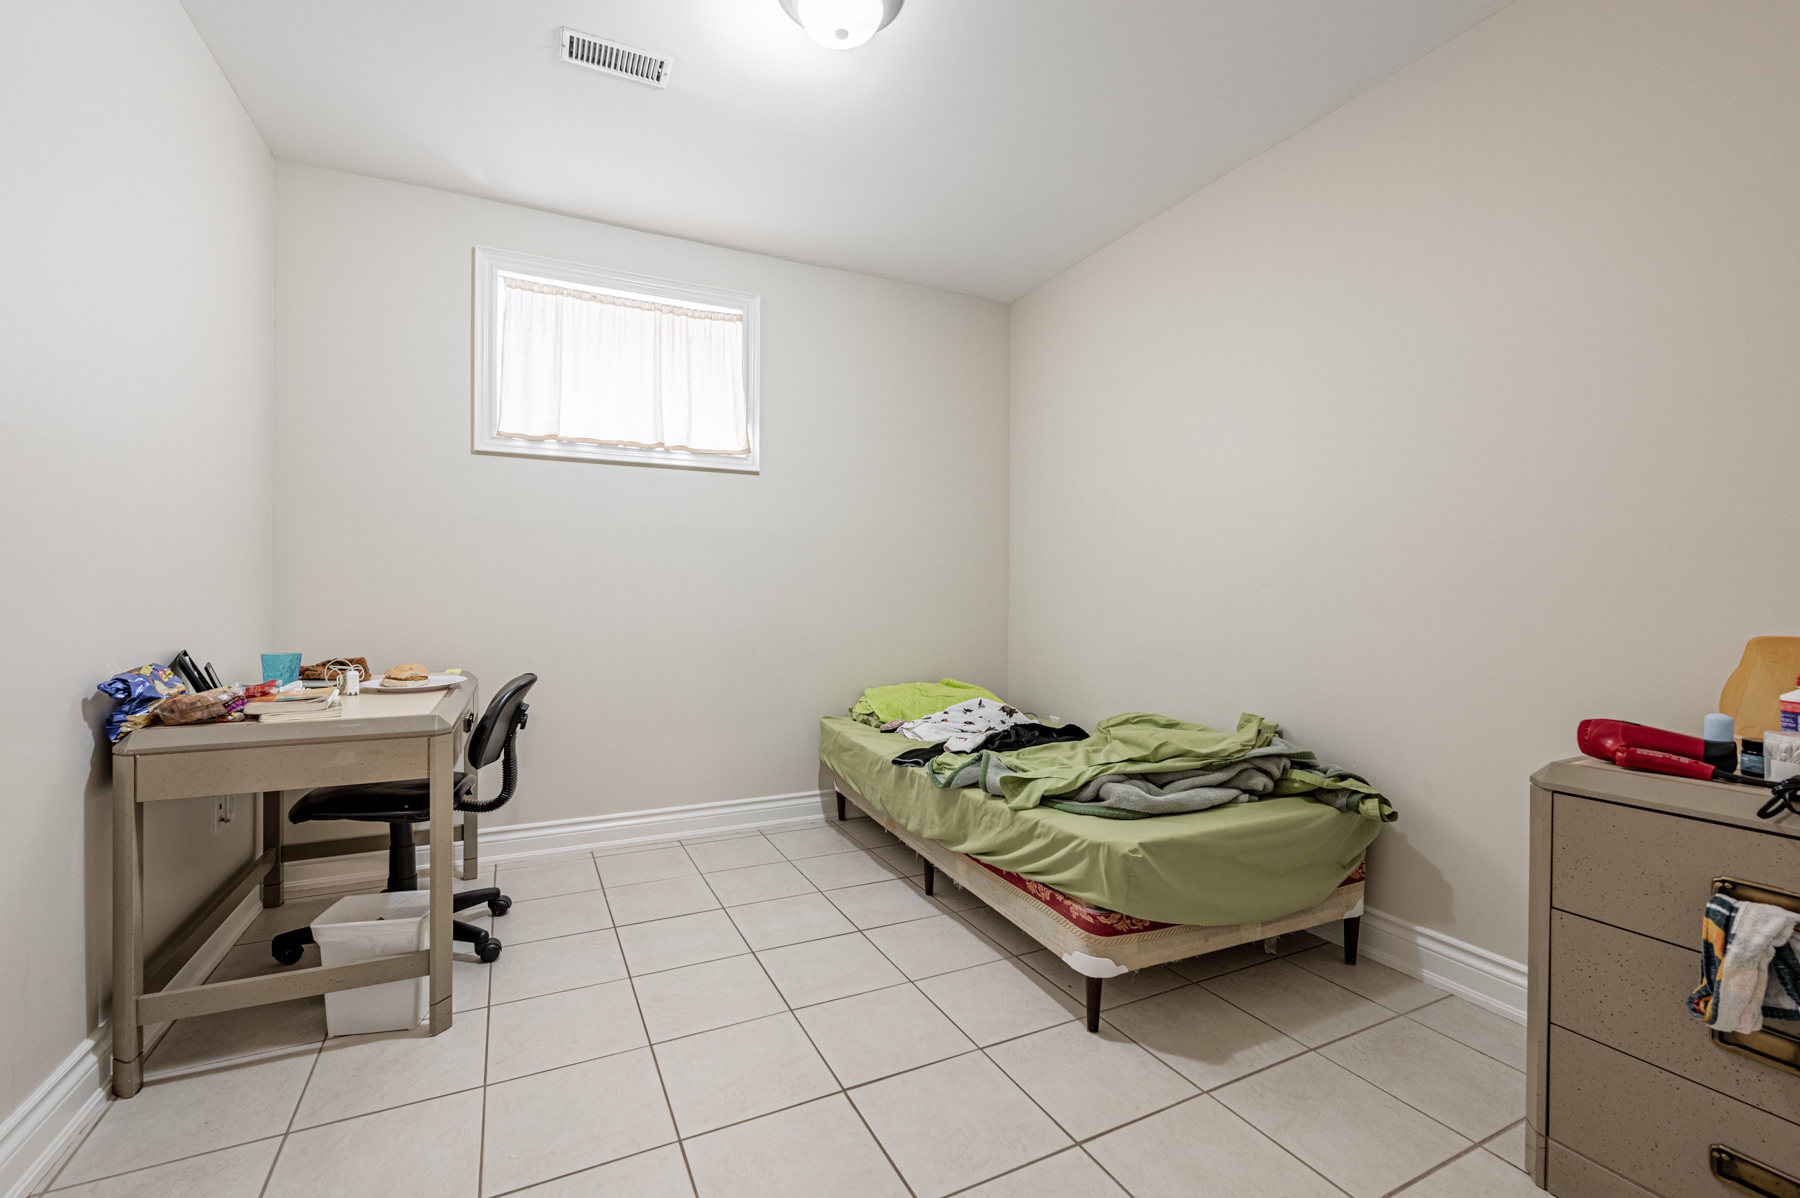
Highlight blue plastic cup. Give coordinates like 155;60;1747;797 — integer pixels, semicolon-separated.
261;653;302;686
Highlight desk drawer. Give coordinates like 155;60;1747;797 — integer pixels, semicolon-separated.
1551;794;1800;946
1548;1027;1800;1197
1549;910;1800;1126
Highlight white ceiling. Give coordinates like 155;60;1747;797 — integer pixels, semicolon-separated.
182;0;1508;300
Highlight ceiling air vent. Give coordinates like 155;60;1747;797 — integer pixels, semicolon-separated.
560;28;671;88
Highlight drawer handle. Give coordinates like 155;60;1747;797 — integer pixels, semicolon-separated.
1713;877;1800;912
1713;1025;1800;1078
1712;1145;1800;1198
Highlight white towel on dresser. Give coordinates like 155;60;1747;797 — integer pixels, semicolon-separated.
1714;902;1800;1034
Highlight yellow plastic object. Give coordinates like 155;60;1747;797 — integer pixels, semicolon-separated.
1719;637;1800;738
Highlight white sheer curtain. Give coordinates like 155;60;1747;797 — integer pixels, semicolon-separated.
495;276;749;455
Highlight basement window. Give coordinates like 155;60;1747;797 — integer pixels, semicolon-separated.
472;246;760;472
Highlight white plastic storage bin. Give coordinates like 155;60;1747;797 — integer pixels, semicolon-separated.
312;892;431;1036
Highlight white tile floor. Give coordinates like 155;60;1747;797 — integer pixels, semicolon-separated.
38;817;1535;1198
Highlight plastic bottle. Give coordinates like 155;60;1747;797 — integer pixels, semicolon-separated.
1781;676;1800;733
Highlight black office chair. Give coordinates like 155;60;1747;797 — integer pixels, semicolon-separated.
270;673;536;967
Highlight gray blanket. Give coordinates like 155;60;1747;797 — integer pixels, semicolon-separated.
1057;739;1307;814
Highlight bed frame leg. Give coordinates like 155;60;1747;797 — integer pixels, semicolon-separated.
1085;976;1102;1033
1344;915;1361;965
836;792;845;821
922;859;934;896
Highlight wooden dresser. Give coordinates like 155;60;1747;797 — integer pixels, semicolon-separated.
1529;758;1800;1197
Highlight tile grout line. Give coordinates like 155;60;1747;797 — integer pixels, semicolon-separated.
772;978;921;1198
1040;957;1490;1195
1196;1022;1485;1193
41;1136;286;1195
1398;993;1529;1071
1078;1090;1356;1198
690;826;922;1198
478;859;510;1198
478;1142;686;1198
636;841;701;1198
1370;1139;1489;1198
936;1143;1078;1198
1076;1143;1140;1198
1282;1007;1523;1149
253;1026;323;1198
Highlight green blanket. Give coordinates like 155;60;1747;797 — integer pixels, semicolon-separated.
847;678;1000;726
820;716;1378;926
928;712;1276;809
921;712;1396;824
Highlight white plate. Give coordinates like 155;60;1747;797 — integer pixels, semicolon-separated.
360;674;465;694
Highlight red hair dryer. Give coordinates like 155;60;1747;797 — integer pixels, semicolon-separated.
1578;719;1737;779
1577;720;1800;820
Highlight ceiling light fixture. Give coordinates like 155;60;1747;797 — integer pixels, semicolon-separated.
778;0;903;50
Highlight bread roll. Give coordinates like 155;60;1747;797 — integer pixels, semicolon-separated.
384;663;429;686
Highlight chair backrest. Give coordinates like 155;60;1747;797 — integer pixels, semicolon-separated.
467;673;536;770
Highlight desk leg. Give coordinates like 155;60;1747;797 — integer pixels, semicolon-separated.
459;682;478;881
261;791;284;908
112;762;145;1098
461;810;479;881
428;732;454;1034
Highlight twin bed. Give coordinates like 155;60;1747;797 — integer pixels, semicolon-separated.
818;715;1376;1032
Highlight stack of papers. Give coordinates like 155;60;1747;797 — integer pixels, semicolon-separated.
244;687;343;723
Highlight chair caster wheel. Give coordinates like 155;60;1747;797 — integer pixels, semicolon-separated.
271;928;311;966
477;938;502;963
488;897;511;917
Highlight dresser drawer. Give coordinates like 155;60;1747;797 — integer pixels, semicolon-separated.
1549;910;1800;1126
1552;794;1800;946
1548;1027;1800;1197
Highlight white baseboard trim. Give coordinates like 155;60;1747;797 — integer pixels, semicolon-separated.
0;1034;109;1198
1310;906;1527;1024
0;886;264;1198
282;789;832;897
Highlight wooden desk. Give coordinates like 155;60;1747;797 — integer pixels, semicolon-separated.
109;677;479;1098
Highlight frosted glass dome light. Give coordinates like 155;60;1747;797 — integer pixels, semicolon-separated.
782;0;902;50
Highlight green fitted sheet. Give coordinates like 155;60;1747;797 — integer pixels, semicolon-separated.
820;717;1377;927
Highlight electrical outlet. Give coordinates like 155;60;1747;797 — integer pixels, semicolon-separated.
214;795;236;834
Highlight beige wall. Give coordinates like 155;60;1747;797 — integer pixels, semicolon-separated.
272;165;1010;829
1008;0;1800;965
0;0;272;1131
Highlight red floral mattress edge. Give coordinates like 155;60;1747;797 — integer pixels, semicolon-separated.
969;857;1367;938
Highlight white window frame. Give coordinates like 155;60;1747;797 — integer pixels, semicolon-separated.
472;245;761;473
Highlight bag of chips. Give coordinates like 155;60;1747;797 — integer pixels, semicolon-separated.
97;664;187;741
